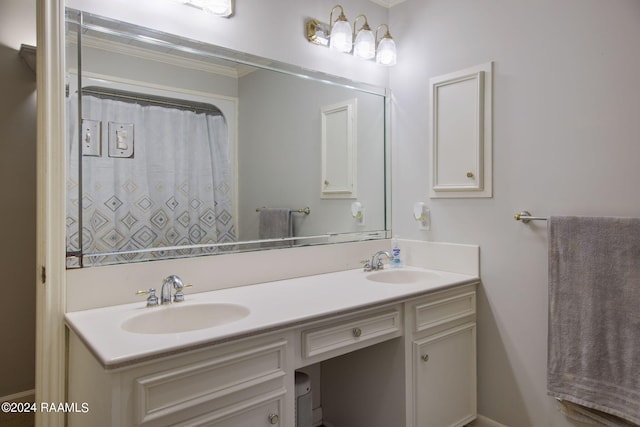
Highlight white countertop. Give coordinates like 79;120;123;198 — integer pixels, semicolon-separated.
65;266;478;369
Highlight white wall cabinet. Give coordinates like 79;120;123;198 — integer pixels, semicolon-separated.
429;63;492;198
68;284;476;427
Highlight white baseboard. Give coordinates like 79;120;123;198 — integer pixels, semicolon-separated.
468;414;509;427
0;389;35;402
318;414;505;427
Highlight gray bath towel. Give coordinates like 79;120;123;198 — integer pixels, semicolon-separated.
258;208;292;248
548;216;640;426
556;399;638;427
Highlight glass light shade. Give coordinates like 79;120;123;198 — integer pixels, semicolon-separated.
330;19;353;53
376;37;397;66
353;28;375;60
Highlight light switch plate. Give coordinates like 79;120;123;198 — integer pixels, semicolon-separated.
82;119;101;157
108;122;134;158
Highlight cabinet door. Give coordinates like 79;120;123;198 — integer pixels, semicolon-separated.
320;99;357;198
413;323;476;427
429;62;492;198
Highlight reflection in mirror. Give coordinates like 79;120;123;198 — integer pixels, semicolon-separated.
65;9;389;268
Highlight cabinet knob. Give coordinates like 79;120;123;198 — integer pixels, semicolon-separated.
352;327;362;338
268;413;279;424
466;172;474;178
421;354;429;362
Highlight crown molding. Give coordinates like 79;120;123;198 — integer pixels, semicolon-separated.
69;32;241;79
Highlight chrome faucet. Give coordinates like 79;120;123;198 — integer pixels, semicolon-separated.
137;275;191;307
161;275;188;304
366;250;393;271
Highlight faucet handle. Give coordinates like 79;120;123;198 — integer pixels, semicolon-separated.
173;283;193;303
136;288;159;307
361;259;373;272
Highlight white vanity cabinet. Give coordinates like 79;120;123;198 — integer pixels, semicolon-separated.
67;279;478;427
405;284;477;427
68;332;294;427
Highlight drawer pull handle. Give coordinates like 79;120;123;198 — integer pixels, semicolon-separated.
352;327;362;337
466;172;474;178
268;413;279;424
421;354;429;362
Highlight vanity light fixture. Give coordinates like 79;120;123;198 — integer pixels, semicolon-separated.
375;24;397;66
305;5;397;65
178;0;234;17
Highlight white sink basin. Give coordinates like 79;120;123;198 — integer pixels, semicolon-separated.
366;269;441;284
121;303;250;334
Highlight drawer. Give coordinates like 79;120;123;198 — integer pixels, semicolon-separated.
302;308;401;360
174;390;285;427
133;340;287;425
413;290;475;333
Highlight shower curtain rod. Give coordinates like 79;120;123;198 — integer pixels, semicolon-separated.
514;211;547;223
81;86;223;115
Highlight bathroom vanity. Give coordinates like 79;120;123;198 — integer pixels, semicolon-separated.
66;266;478;427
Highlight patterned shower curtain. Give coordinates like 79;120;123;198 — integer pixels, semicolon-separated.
66;93;235;265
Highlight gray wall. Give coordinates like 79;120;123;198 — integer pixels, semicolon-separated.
0;0;36;398
390;0;640;426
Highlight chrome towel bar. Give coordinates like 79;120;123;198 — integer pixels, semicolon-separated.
514;211;547;223
256;207;311;215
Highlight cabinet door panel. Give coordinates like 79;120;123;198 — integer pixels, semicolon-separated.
413;323;476;427
433;76;482;189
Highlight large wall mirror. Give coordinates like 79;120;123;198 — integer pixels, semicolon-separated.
65;9;390;267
